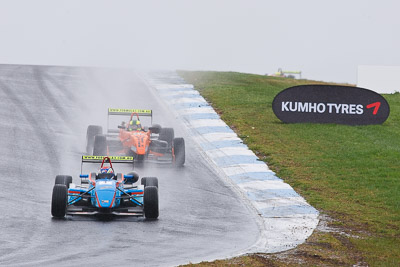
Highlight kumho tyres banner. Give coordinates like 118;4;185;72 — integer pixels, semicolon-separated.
272;85;390;125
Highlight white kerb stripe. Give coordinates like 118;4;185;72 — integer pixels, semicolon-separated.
205;147;256;158
196;132;240;143
189;119;228;128
237;180;293;191
222;164;273;176
252;198;310;210
177;107;217;114
169;98;207;104
155;84;194;90
164;92;200;98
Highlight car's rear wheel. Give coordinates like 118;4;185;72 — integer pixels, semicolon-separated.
136;154;145;164
173;137;185;166
124;171;139;184
93;135;107;156
86;125;103;154
141;177;158;188
149;124;161;134
55;175;73;188
144;186;159;219
51;184;68;218
158;128;174;148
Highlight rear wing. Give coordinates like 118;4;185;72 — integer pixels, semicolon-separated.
107;108;153;133
108;108;152;117
81;155;134;173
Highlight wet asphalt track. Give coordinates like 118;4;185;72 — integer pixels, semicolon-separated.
0;65;260;266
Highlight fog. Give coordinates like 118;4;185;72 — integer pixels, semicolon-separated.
1;0;399;83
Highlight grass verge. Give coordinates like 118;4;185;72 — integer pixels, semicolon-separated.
178;71;400;266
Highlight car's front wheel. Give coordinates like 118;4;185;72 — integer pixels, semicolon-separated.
55;175;72;188
51;184;68;218
173;137;185;167
86;125;103;154
93;135;107;156
144;186;158;219
141;177;158;188
158;128;174;148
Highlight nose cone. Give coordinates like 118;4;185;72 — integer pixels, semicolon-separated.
135;134;148;155
95;180;117;208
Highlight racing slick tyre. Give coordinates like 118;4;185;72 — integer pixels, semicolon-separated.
158;128;174;148
55;175;73;188
141;177;158;188
86;125;103;154
135;154;145;165
149;124;161;134
144;186;159;219
173;137;185;167
51;184;68;218
125;171;139;184
93;134;107;156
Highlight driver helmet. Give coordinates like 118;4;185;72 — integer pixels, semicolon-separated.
100;167;113;174
129;120;142;131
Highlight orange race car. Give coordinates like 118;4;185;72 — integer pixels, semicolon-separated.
86;109;185;166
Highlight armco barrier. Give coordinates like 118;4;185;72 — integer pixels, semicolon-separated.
145;71;319;253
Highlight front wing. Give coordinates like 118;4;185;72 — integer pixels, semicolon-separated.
67;186;144;216
66;206;144;216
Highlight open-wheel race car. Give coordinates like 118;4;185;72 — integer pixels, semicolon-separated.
86;108;185;166
51;156;159;219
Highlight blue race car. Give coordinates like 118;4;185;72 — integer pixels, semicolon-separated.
51;156;159;219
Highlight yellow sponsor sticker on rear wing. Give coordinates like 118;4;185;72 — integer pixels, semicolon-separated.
108;108;152;116
82;155;134;163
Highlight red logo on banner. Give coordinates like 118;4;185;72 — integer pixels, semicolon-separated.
366;102;381;115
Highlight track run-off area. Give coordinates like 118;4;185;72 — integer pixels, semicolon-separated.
0;65;318;266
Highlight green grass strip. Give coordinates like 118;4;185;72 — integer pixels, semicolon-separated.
179;71;400;265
